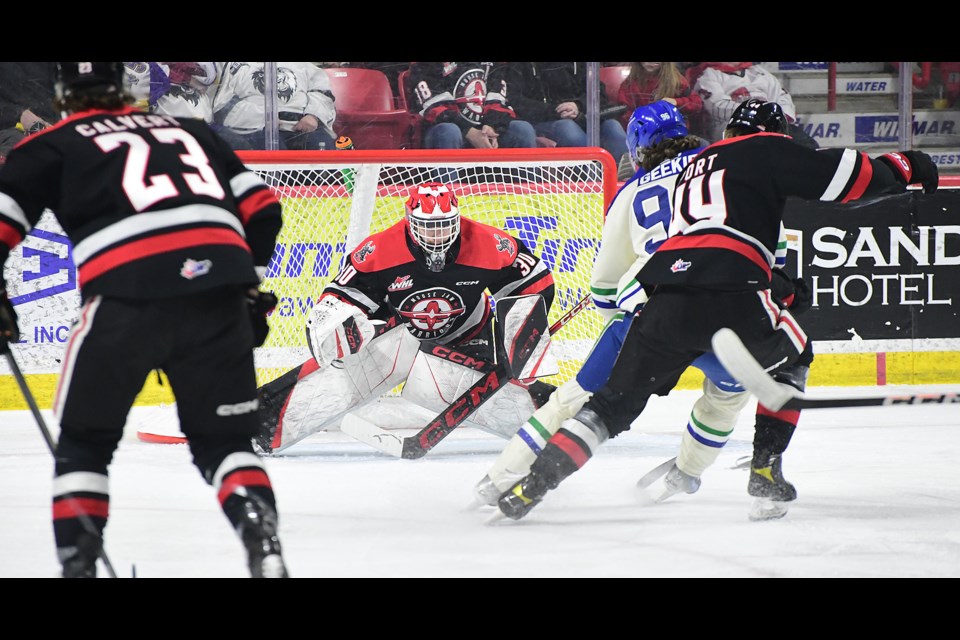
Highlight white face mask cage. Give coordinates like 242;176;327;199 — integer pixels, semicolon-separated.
408;212;460;271
405;182;460;272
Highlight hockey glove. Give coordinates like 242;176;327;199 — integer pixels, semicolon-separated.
246;288;278;347
770;271;812;315
880;150;939;194
788;276;813;315
0;288;19;354
305;296;375;368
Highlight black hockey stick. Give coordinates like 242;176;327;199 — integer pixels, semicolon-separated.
3;348;120;579
341;294;593;459
711;327;960;411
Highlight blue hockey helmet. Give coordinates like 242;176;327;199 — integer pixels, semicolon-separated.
626;100;688;171
725;98;788;135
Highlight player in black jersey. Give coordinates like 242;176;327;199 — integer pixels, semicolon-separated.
254;181;557;454
0;62;288;577
497;98;939;522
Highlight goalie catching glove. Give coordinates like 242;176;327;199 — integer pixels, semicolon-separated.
306;295;376;368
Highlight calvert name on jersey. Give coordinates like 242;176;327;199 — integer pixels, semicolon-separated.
322;217;555;345
0;105;282;301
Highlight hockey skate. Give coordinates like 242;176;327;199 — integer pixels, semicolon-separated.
59;532;102;578
236;498;289;578
470;475;501;509
497;471;552;520
655;464;701;503
747;453;796;521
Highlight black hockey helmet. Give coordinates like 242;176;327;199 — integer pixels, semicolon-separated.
726;98;788;134
55;62;125;102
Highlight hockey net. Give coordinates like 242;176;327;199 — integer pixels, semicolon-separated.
242;148;618;390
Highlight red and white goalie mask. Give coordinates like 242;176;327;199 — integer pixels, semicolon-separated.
405;181;461;272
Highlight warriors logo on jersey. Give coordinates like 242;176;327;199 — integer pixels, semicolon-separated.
353;241;376;263
454;68;487;124
494;234;515;255
398;288;467;339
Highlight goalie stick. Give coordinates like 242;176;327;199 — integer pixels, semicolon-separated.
341;294;594;459
711;327;960;411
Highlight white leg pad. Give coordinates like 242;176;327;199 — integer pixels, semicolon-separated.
276;325;420;451
400;349;539;438
677;378;751;477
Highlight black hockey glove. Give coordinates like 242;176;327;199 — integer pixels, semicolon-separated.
788;276;813;315
880;150;939;194
246;288;278;347
902;150;939;194
0;288;19;354
770;271;812;315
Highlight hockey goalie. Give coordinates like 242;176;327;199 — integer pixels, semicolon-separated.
254;181;558;454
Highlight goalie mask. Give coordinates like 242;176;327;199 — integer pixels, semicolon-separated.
626;100;688;172
405;182;461;272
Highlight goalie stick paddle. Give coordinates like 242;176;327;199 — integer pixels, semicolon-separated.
711;327;960;411
341;294;594;459
4;349;121;578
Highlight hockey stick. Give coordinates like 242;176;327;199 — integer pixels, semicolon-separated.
341;294;594;459
711;327;960;411
3;348;120;579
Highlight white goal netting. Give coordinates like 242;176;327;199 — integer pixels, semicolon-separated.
245;148;618;389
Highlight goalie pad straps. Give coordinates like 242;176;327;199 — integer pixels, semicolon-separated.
495;294;557;380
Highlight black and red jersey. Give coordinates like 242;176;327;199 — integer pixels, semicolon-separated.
323;217;555;346
0;106;282;300
639;132;912;291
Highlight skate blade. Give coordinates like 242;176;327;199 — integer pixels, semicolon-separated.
464;497;495;512
748;497;790;521
484;510;509;525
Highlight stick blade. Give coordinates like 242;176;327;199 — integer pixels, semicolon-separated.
340;413;405;457
711;328;797;412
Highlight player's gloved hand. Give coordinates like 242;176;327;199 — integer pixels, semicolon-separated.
880;150;939;194
246;288;278;347
0;288;20;354
305;296;375;367
902;150;939;194
789;276;813;314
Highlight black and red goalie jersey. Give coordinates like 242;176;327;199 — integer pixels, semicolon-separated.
322;182;555;347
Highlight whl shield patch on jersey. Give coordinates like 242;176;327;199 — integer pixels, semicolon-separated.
495;294;557;381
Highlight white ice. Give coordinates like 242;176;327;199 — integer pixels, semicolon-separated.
2;387;959;578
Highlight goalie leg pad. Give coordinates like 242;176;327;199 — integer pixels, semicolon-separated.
676;378;750;477
484;376;592;492
400;350;536;438
274;325;418;451
495;294;558;380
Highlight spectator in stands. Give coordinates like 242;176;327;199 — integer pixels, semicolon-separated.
408;62;537;150
501;62;628;163
617;62;703;130
212;62;337;151
692;62;818;148
0;62;57;162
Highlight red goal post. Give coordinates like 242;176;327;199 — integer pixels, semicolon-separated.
240;147;619;388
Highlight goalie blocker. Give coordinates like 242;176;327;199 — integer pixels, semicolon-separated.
255;294;558;455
